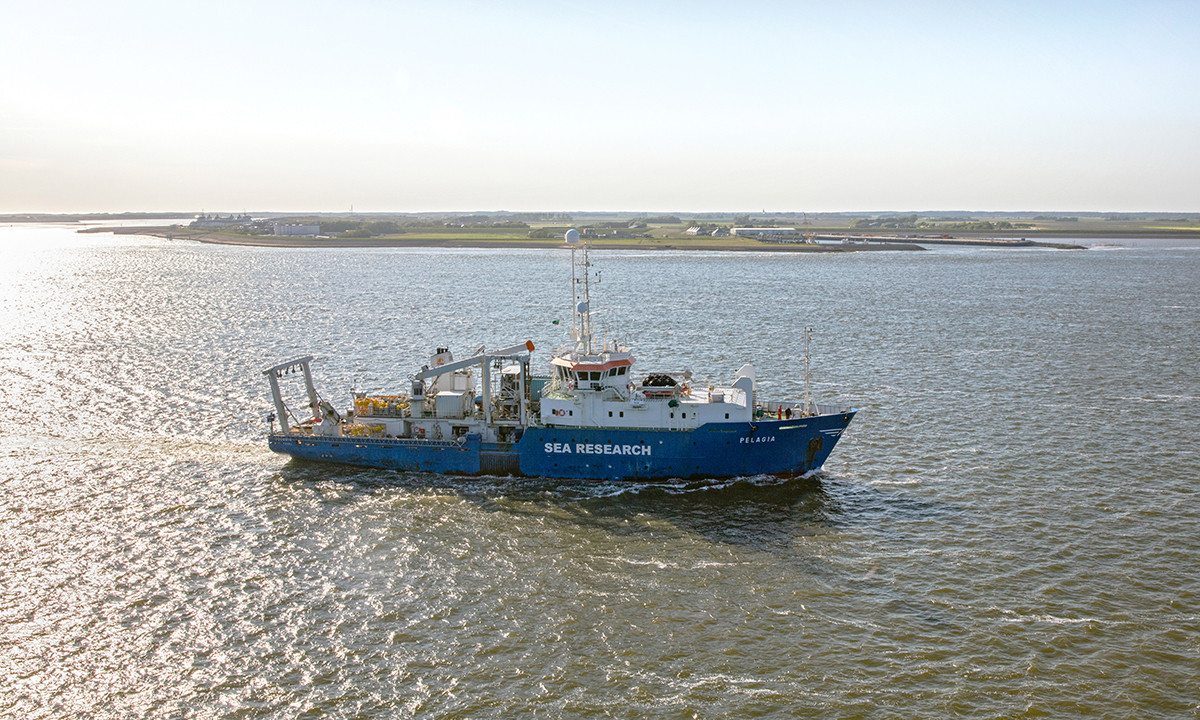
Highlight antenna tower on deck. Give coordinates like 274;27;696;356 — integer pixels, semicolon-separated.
804;327;814;414
564;228;595;354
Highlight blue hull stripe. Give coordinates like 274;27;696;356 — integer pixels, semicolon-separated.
268;412;854;481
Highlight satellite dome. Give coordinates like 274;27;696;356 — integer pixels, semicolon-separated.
564;228;580;243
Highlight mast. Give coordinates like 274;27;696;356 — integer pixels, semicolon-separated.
804;327;813;415
565;228;595;355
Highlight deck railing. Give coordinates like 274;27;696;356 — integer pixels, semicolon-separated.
757;401;855;418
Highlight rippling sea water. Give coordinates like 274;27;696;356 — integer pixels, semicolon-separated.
2;224;1198;718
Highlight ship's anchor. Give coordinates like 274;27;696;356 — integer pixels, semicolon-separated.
806;435;824;466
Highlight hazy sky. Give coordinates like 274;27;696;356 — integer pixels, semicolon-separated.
3;0;1198;213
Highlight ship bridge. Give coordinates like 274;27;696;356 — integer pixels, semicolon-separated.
549;344;635;393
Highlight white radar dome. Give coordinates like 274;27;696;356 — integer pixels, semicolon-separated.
576;301;588;314
564;228;580;243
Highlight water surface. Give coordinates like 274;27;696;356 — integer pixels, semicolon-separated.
2;225;1198;718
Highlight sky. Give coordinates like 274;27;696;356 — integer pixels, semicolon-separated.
2;0;1198;214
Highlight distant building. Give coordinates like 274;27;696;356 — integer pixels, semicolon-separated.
191;213;253;228
730;227;799;238
274;223;320;237
685;226;702;235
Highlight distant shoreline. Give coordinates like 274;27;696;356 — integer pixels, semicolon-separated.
84;226;1095;252
90;226;929;252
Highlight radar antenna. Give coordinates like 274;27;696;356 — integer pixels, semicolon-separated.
564;228;597;354
804;327;814;415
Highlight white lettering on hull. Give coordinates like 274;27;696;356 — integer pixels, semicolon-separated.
544;442;651;456
739;435;777;444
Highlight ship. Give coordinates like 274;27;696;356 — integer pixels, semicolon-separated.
263;229;856;480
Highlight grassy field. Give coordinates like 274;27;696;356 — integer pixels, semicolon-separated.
143;227;844;251
88;211;1200;250
527;215;1200;240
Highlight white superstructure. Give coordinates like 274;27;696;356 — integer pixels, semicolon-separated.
537;228;758;430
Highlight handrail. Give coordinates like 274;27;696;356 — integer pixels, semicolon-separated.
271;432;469;448
756;400;854;417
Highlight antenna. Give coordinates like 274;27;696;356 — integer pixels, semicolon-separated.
564;228;595;354
804;327;813;415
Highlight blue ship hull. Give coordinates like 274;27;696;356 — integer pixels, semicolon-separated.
267;410;855;481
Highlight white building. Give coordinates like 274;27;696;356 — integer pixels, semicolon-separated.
191;213;252;228
274;224;320;237
730;227;798;238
